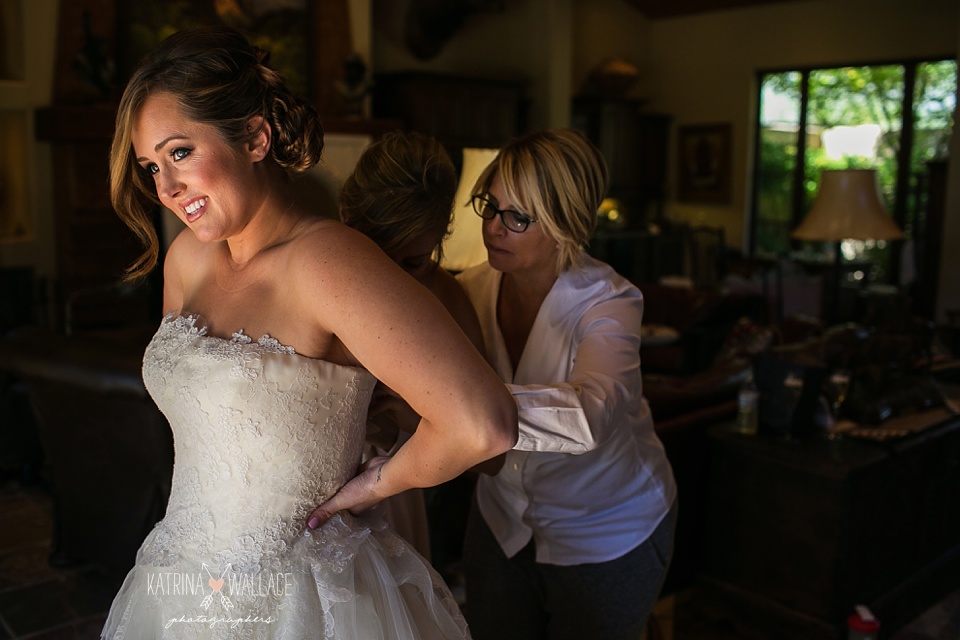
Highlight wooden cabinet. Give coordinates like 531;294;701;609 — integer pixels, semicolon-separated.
589;229;686;284
572;97;670;228
698;419;960;639
35;105;159;332
372;72;528;169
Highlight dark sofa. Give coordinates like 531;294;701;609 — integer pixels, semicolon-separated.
0;325;172;582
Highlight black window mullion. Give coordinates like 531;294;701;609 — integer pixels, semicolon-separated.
889;62;918;285
749;71;764;256
789;70;811;245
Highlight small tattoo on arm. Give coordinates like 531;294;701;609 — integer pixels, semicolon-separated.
376;466;382;483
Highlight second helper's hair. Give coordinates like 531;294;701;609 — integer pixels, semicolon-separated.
340;130;457;264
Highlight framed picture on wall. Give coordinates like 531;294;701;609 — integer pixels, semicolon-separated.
115;1;312;99
0;0;25;81
115;0;355;115
677;123;732;204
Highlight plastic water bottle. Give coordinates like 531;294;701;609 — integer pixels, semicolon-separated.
736;372;759;435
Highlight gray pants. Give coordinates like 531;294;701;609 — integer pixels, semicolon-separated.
463;499;677;640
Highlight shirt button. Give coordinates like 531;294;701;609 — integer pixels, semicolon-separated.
513;463;520;470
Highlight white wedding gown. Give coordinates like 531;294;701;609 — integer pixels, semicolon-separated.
101;314;469;639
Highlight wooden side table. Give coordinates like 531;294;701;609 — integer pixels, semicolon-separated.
696;418;960;639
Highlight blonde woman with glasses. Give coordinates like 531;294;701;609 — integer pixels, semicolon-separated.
458;128;677;640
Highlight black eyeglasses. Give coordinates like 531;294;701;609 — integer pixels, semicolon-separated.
470;195;537;233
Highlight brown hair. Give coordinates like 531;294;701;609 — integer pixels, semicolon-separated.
473;128;608;273
340;130;457;264
109;25;324;280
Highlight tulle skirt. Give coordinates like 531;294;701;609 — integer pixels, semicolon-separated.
101;512;469;640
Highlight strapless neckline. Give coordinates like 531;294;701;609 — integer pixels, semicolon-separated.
163;311;364;375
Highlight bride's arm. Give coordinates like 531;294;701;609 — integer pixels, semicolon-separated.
297;225;517;526
160;228;195;315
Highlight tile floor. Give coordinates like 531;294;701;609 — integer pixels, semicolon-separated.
0;473;956;640
0;476;114;639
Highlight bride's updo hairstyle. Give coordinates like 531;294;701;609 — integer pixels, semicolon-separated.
110;25;324;281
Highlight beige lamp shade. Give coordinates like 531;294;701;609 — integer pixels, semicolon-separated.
441;147;500;272
792;169;903;241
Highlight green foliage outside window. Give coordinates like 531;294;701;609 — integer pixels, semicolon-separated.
754;60;956;283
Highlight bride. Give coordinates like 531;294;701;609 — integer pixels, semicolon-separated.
101;25;517;639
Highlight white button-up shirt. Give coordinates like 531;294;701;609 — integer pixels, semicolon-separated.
458;255;677;565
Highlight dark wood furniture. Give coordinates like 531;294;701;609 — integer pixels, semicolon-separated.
589;228;686;284
697;418;960;639
589;222;728;289
571;97;670;227
34;105;158;332
0;325;173;583
372;71;528;169
792;255;874;324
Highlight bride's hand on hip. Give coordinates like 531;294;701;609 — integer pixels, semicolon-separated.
306;455;390;529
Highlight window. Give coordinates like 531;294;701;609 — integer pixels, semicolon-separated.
751;59;957;285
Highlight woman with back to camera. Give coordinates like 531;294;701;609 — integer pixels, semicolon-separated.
458;128;678;640
102;25;516;639
338;129;488;565
339;130;484;358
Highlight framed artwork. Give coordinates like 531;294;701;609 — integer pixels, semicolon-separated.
116;1;312;98
0;0;25;81
0;110;30;240
677;123;732;204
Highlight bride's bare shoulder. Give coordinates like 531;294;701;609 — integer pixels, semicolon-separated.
165;226;216;272
298;216;359;240
287;218;416;308
292;217;386;266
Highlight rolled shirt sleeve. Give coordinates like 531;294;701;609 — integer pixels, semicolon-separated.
458;256;676;565
459;257;647;454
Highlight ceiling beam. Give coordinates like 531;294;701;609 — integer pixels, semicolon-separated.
624;0;803;20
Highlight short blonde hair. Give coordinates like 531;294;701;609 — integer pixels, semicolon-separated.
472;128;607;273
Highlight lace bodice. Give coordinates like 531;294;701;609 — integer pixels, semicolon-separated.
139;314;377;571
103;314;469;639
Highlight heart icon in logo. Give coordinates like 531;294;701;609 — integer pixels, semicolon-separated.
209;577;225;592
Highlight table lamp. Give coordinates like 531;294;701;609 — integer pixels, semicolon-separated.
440;147;500;273
791;168;903;323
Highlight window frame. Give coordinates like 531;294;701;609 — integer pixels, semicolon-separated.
749;55;957;286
